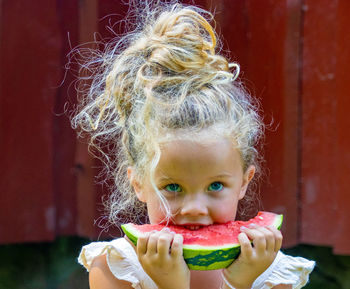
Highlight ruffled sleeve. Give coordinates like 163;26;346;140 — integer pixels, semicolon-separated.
252;251;316;289
78;238;158;289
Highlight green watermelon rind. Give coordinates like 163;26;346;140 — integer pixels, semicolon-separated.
121;213;283;271
274;214;283;230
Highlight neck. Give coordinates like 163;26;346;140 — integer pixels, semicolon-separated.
190;269;223;289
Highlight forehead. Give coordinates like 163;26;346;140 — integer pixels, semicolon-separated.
156;134;244;176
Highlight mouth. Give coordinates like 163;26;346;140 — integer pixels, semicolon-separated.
180;224;207;231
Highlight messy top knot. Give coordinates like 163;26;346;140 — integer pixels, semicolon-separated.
105;4;234;126
71;1;264;226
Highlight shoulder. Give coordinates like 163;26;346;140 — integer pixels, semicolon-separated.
89;254;133;289
252;251;315;289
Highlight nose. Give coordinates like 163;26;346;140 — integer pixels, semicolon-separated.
180;193;209;216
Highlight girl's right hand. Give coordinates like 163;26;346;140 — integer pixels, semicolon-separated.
135;230;190;289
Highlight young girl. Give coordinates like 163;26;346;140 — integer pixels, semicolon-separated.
75;2;315;289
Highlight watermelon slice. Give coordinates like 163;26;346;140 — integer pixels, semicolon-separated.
121;211;283;270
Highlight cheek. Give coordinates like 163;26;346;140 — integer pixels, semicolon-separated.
213;206;237;222
210;196;239;222
147;203;164;223
145;196;164;223
146;195;182;223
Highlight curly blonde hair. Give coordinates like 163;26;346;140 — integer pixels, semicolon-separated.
71;1;264;226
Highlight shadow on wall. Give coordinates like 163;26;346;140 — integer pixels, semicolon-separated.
0;237;349;289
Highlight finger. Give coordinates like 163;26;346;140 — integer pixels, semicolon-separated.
255;226;275;253
137;233;149;256
157;233;173;256
267;225;283;252
238;232;253;258
170;234;184;259
147;232;160;255
243;226;266;253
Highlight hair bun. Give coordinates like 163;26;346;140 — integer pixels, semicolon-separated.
135;5;231;81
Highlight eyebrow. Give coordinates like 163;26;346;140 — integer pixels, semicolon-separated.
156;175;176;183
211;172;233;178
157;173;233;182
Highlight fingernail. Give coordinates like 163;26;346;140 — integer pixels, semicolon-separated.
240;226;247;231
248;223;257;228
160;227;176;234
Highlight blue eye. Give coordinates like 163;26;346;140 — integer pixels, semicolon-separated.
208;182;223;191
165;183;181;192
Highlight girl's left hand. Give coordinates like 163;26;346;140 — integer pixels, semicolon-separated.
222;224;283;289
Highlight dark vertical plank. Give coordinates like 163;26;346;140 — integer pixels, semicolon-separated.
281;0;302;246
334;0;350;255
301;0;338;246
0;0;61;243
75;0;100;238
53;0;80;236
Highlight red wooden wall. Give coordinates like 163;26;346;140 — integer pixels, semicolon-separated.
300;0;350;254
0;0;349;254
1;0;63;243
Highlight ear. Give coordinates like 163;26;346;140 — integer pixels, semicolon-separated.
238;165;256;200
127;167;146;203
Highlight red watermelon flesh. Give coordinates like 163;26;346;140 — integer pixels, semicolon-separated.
125;211;281;247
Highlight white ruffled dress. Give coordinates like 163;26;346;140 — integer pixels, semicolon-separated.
78;238;315;289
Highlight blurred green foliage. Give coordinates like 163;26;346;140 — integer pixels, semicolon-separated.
0;237;90;289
